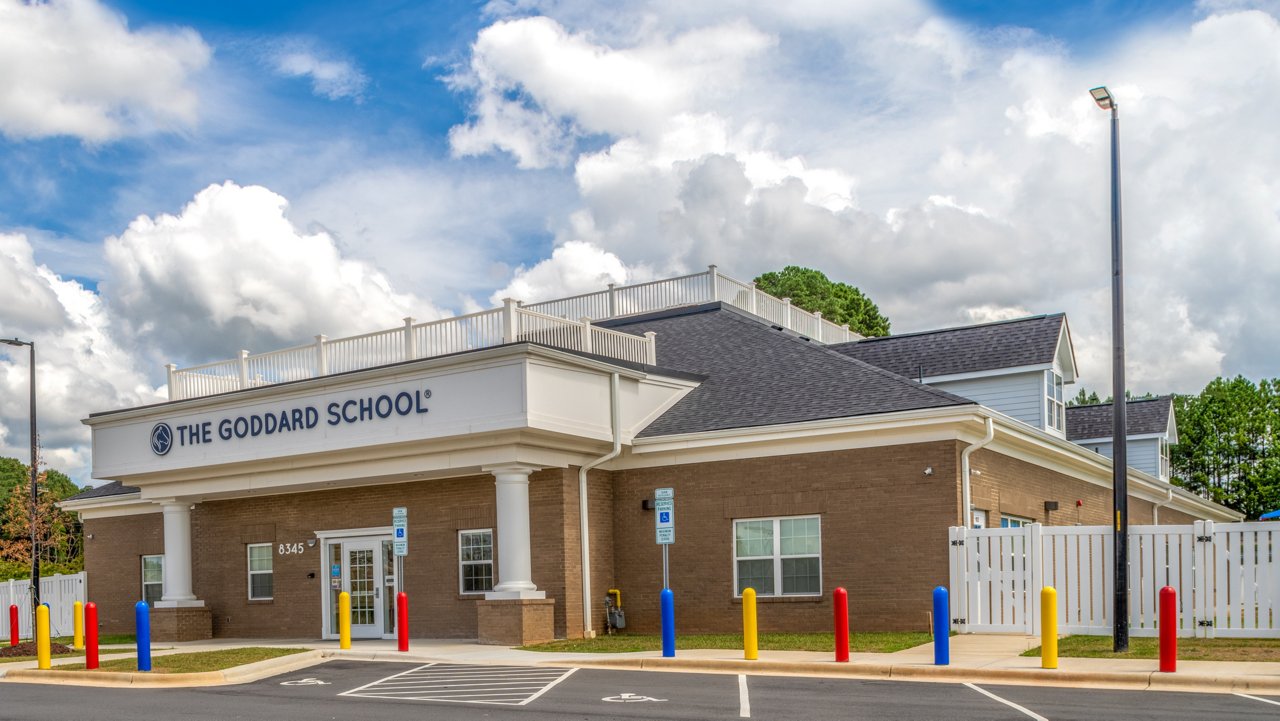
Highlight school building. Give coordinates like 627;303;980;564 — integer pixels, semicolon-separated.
63;266;1239;643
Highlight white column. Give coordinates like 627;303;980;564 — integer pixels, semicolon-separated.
158;502;203;607
485;465;545;600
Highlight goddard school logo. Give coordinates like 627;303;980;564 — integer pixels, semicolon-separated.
150;423;174;456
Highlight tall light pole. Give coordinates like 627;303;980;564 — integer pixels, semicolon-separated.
1090;85;1129;653
1;338;38;631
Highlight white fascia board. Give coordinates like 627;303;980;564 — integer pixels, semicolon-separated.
921;364;1051;385
1071;433;1166;445
61;493;160;519
1055;320;1078;383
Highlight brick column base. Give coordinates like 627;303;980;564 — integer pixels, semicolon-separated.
151;606;213;641
476;599;555;646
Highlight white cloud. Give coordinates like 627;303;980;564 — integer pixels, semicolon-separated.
103;181;445;364
0;0;209;142
273;45;368;101
489;240;635;305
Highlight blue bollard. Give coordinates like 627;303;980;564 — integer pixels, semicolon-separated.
135;601;152;672
932;586;949;666
660;588;675;658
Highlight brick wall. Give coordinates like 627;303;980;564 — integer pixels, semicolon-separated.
83;514;164;635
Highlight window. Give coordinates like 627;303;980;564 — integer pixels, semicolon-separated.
247;544;274;600
459;529;494;594
141;555;164;606
1159;438;1171;479
734;516;821;597
1045;371;1065;432
1000;514;1034;528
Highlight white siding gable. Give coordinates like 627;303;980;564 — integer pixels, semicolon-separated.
1076;438;1165;480
931;371;1045;429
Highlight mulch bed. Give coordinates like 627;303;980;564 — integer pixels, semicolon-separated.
0;641;76;657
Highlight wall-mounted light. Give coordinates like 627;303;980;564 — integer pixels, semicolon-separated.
641;499;655;511
923;467;933;476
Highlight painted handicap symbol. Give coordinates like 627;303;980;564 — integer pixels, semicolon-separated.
280;677;331;686
603;692;667;703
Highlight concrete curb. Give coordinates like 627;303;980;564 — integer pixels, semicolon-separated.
540;657;1280;694
0;649;325;688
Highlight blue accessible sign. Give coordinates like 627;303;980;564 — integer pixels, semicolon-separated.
655;488;674;545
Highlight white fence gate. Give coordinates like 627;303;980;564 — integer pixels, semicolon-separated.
0;573;88;640
948;521;1278;638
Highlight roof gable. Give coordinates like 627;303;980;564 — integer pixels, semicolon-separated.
1066;396;1176;442
828;313;1072;381
599;303;973;437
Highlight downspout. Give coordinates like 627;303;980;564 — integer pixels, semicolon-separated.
961;417;996;527
1152;486;1174;525
579;372;622;638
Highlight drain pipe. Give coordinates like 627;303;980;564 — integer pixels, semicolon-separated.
579;372;622;638
961;417;996;527
1152;486;1174;525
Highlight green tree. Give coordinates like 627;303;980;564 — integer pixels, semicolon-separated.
0;457;86;578
1069;388;1101;406
752;266;890;337
1171;376;1280;519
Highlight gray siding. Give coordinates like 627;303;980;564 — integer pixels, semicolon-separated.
932;372;1045;430
1077;438;1163;479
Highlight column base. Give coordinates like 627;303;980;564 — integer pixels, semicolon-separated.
151;605;213;642
476;598;556;646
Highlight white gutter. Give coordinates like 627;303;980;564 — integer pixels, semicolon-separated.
961;417;996;527
578;372;622;638
1152;486;1174;524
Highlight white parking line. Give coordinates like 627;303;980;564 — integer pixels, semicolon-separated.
339;663;436;696
738;674;751;718
1235;692;1280;707
340;663;576;706
519;667;577;706
964;683;1048;721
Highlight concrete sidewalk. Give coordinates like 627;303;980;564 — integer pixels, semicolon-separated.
2;634;1279;694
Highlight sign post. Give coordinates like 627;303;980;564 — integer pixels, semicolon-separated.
655;488;674;589
392;507;407;634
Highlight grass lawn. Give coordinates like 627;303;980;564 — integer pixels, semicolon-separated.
52;634;136;646
0;648;133;664
522;631;934;654
55;647;309;674
1022;635;1280;662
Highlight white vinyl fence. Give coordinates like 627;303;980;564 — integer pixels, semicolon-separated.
0;573;88;640
948;521;1278;638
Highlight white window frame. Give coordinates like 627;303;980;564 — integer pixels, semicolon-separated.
732;515;822;598
1045;370;1065;432
141;554;164;606
247;543;274;600
458;528;494;595
1000;514;1034;528
1159;438;1171;479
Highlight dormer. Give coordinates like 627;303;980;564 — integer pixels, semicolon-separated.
830;314;1078;437
1066;396;1178;481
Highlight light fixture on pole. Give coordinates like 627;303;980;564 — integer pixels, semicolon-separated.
1090;85;1129;653
0;337;38;633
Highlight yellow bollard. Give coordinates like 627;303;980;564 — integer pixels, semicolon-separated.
36;605;51;670
742;587;758;661
73;600;84;650
339;591;351;650
1041;586;1058;670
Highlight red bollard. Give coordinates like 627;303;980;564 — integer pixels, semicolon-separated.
8;605;17;646
85;602;99;670
834;587;850;663
397;592;409;652
1159;586;1177;673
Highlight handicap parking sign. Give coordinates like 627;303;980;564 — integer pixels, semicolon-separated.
659;511;670;523
395;527;405;538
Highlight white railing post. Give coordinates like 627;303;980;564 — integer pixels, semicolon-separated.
403;317;416;361
749;282;758;314
644;331;657;365
607;283;617;317
1193;520;1214;638
1028;523;1044;635
165;363;177;401
781;298;792;330
949;526;968;633
843;324;851;342
502;298;519;344
708;264;720;301
238;350;250;389
814;312;824;342
579;317;593;353
315;335;328;375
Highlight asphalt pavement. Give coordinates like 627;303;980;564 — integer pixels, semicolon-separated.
3;660;1280;721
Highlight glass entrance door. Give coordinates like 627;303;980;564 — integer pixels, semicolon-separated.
343;540;383;639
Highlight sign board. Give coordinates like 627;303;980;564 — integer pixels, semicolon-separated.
654;488;674;545
393;506;408;556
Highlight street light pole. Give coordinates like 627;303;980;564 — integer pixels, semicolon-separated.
1;338;38;631
1090;85;1129;653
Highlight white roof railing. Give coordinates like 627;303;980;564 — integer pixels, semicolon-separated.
165;265;859;401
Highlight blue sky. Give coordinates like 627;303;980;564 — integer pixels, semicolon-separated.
2;0;1278;482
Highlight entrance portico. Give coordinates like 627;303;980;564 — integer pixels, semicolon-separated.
153;500;213;640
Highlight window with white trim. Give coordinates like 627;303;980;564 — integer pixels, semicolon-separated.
1000;514;1034;528
1159;438;1171;479
459;529;494;594
1045;371;1065;432
734;516;821;597
141;555;164;606
247;544;274;600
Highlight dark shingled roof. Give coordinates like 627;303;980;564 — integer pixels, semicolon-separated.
598;303;974;437
828;314;1067;380
65;480;138;502
1066;397;1175;441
